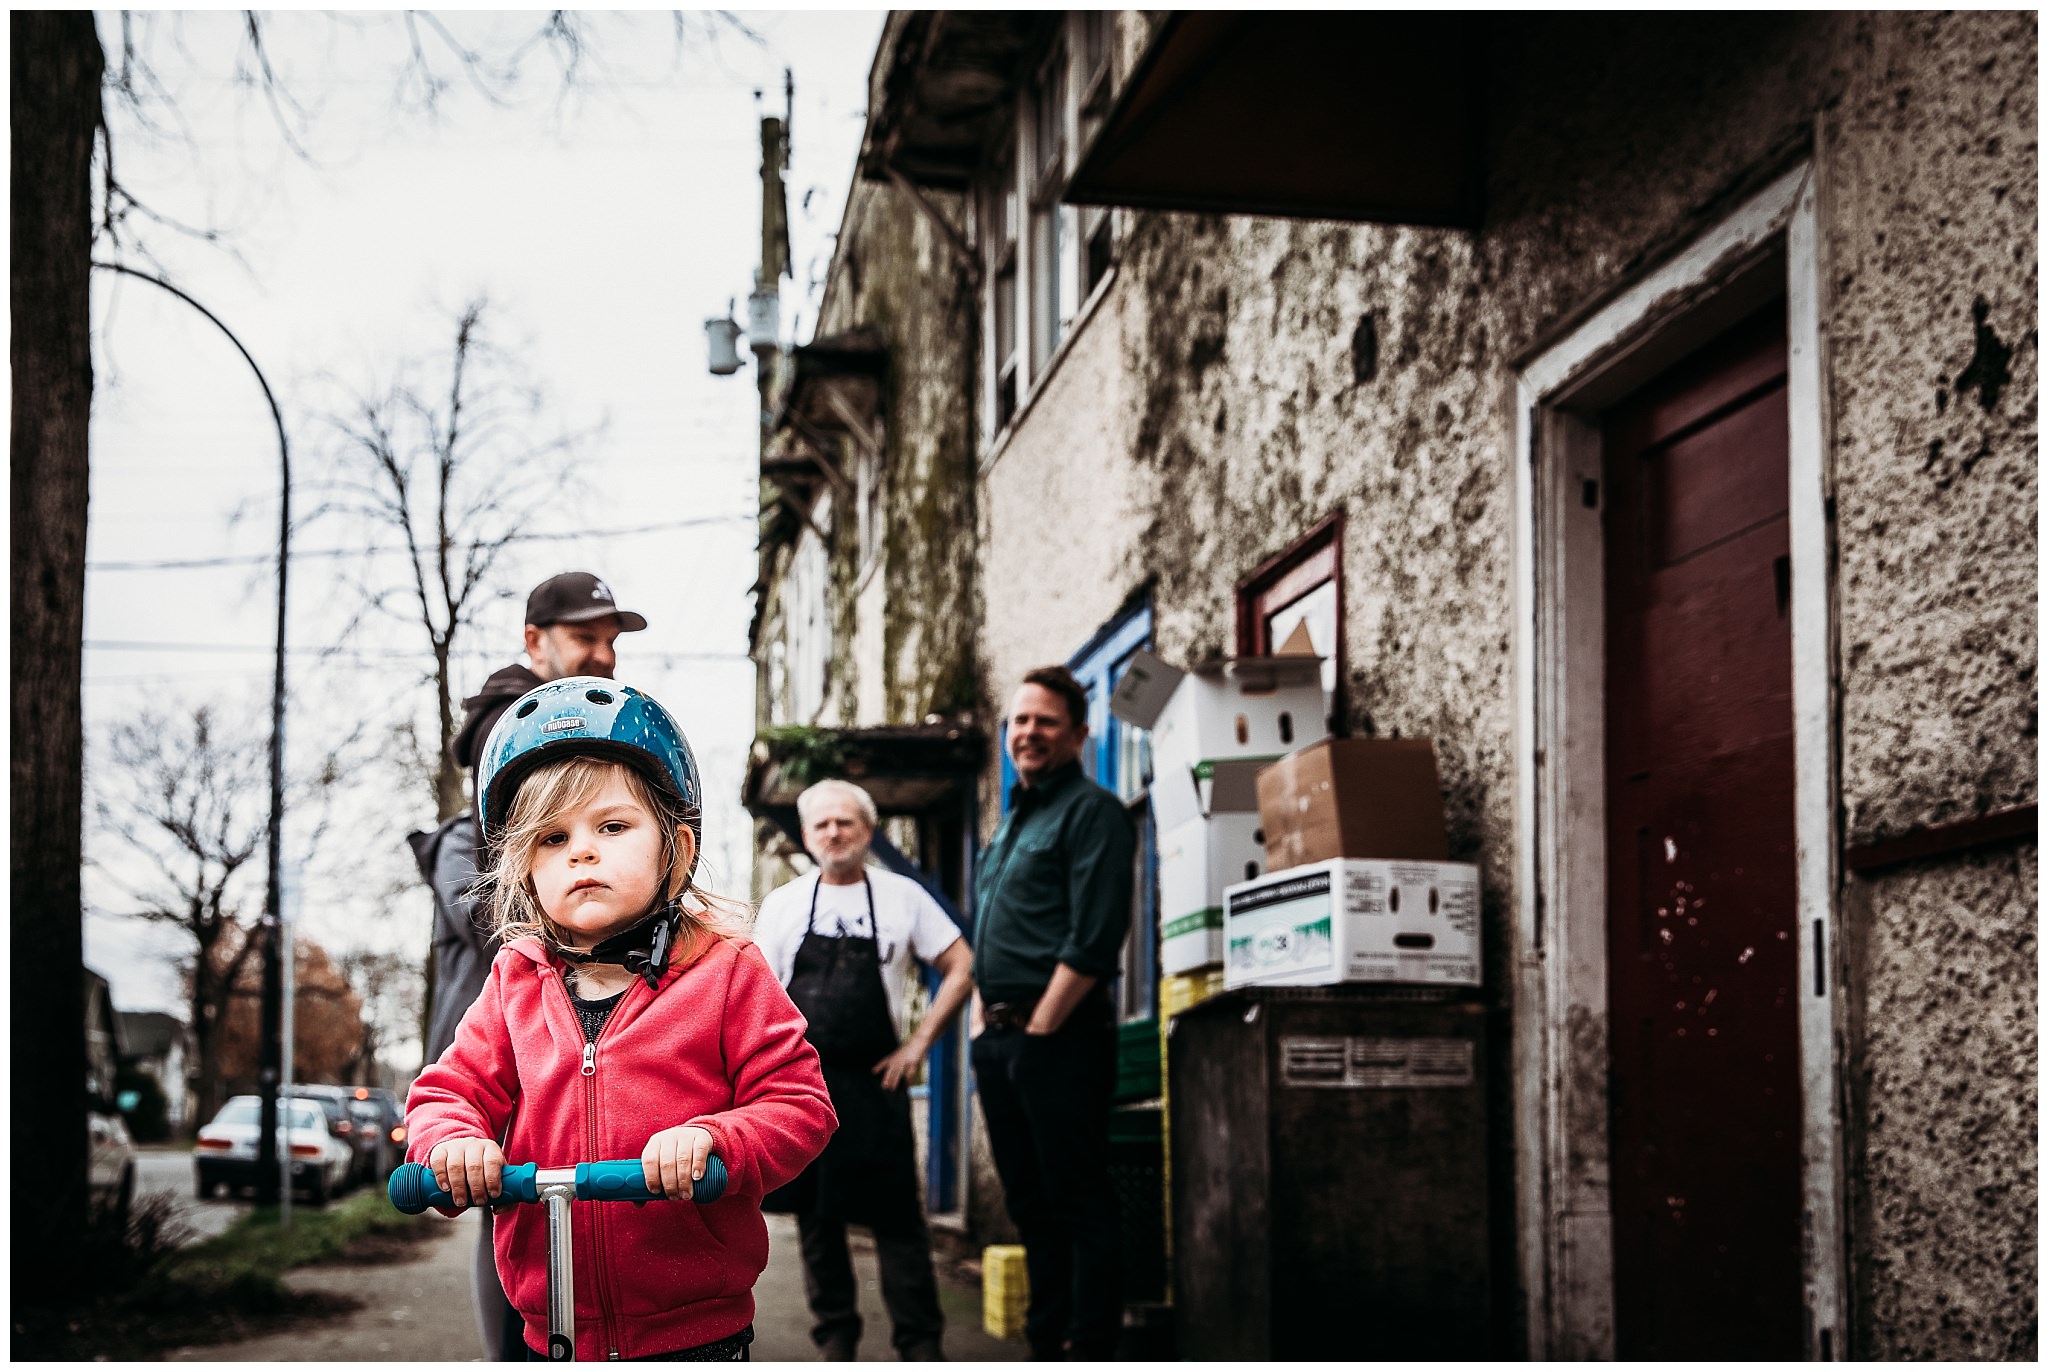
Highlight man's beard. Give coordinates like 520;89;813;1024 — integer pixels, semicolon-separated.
819;851;867;882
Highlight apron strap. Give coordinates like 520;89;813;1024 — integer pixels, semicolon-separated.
806;872;877;942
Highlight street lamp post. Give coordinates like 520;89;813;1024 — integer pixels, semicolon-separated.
92;262;291;1205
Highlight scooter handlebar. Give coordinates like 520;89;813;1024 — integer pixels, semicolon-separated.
389;1154;728;1215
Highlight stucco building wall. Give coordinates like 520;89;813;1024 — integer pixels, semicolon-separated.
975;9;2033;1356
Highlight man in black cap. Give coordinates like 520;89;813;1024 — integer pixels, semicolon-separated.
408;570;648;1361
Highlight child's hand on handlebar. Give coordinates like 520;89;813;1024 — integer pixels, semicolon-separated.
642;1125;717;1200
428;1136;506;1210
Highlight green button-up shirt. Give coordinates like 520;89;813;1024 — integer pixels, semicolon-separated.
972;760;1135;1002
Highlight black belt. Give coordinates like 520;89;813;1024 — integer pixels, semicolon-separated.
981;996;1041;1030
983;987;1111;1031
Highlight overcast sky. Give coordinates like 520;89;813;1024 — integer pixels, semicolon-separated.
81;9;886;1059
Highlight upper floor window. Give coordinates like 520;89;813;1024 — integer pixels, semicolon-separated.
1074;13;1115;299
982;147;1020;430
1028;43;1068;375
976;16;1121;446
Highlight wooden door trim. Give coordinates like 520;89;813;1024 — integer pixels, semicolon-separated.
1509;161;1846;1360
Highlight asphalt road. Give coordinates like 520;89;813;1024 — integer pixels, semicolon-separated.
137;1146;250;1245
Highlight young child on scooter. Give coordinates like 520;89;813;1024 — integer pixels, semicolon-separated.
406;677;836;1361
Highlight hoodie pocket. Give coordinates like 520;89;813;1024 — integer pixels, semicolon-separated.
610;1199;737;1315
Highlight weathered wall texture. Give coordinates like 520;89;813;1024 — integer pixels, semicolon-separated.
1844;843;2037;1358
1823;10;2037;841
976;7;2034;1356
979;279;1155;738
808;176;981;729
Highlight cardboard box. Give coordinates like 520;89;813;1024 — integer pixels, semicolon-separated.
1222;858;1481;989
1110;650;1328;827
1256;738;1448;868
1158;813;1268;975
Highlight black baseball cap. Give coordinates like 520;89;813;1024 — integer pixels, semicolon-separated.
524;572;649;632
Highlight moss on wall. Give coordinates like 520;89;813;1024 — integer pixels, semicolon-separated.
981;7;2033;1355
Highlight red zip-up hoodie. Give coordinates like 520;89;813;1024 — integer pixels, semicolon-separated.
406;930;835;1360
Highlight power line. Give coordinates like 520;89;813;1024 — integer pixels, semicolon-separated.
85;639;751;662
86;513;754;572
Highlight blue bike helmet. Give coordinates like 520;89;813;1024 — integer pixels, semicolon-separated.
475;676;702;879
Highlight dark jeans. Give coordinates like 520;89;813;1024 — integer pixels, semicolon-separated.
971;1015;1122;1360
797;1206;946;1354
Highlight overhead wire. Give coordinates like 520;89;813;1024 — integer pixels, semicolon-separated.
86;511;754;572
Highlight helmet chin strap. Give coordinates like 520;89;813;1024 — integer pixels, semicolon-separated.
555;900;681;991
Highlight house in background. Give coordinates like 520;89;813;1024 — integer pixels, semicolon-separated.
760;9;2036;1359
118;1010;197;1132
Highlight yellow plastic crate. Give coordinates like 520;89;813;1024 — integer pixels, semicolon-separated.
1160;967;1226;1022
982;1244;1030;1340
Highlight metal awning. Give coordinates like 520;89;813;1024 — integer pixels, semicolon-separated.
1065;12;1484;228
859;11;1057;189
760;327;886;530
742;721;986;835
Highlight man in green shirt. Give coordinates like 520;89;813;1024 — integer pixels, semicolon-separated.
970;665;1134;1361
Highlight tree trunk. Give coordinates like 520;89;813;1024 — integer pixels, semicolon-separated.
433;644;463;821
11;10;103;1301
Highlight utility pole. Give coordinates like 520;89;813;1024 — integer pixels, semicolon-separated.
748;70;793;445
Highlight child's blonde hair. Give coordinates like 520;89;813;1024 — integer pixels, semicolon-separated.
485;754;745;954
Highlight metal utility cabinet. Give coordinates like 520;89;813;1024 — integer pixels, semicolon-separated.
1169;987;1489;1359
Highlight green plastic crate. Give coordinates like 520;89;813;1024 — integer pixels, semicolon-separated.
1114;1016;1161;1103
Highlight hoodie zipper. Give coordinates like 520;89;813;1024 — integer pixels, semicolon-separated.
560;969;645;1361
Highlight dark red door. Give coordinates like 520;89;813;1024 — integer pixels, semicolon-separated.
1602;306;1804;1359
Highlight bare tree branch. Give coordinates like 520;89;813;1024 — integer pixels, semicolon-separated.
308;297;595;821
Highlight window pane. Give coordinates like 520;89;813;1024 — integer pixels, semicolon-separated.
1264;578;1340;693
1030;200;1062;372
995;261;1017;371
1035;47;1066;176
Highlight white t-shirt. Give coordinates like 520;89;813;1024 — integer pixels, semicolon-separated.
752;867;966;1040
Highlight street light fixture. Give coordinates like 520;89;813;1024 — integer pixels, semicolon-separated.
91;261;292;1208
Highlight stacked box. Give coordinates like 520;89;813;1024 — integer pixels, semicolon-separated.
1222;858;1482;989
1111;651;1328;830
982;1244;1030;1340
1255;738;1447;869
1113;650;1325;975
1157;812;1266;975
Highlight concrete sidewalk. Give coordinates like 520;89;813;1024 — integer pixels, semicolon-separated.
169;1209;1027;1362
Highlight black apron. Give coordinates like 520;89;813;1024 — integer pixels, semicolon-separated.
764;876;922;1227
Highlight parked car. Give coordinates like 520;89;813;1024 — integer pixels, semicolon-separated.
84;967;138;1219
346;1089;404;1182
285;1085;367;1189
88;1096;138;1220
193;1095;352;1204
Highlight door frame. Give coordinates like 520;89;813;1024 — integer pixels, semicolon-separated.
1509;162;1846;1359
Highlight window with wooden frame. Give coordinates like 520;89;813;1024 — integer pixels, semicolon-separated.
1074;11;1116;298
1027;41;1068;375
1237;512;1345;715
981;145;1020;430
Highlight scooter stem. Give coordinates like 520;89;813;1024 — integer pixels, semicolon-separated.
546;1187;576;1360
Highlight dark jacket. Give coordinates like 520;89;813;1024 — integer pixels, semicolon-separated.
409;811;493;1066
450;662;544;771
971;760;1136;1003
412;661;546;1065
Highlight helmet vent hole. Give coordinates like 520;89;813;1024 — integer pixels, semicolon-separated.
585;689;614;705
515;700;540;719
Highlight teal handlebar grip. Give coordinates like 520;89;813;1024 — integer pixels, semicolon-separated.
389;1155;726;1214
576;1155;726;1204
388;1160;540;1214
